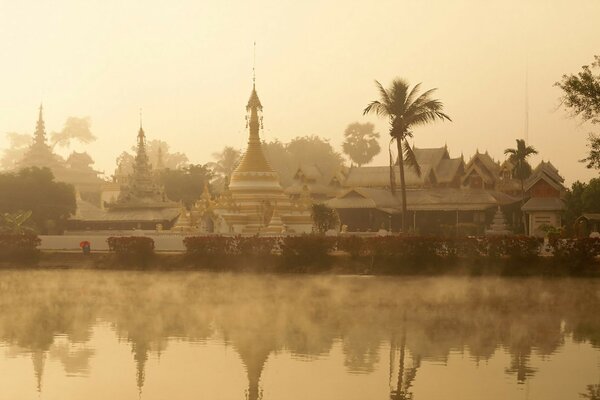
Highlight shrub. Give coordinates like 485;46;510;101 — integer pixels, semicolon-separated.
0;233;40;263
234;235;277;257
280;234;335;270
550;238;600;273
183;236;234;258
337;235;367;258
107;236;155;266
311;204;339;234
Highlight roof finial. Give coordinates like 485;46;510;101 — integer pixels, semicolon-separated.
139;108;143;130
252;41;256;87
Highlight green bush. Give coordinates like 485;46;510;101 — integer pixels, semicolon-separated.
281;234;335;270
107;236;155;266
234;236;277;257
337;235;366;258
184;236;232;256
0;233;40;263
550;238;600;273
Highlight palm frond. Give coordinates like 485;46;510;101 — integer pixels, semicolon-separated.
375;80;391;107
363;100;389;117
403;140;421;177
404;83;423;110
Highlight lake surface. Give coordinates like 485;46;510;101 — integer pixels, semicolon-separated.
0;271;599;400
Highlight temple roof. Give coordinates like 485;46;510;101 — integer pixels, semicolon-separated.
522;197;565;211
327;187;498;211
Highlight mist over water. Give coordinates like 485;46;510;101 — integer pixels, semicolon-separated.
0;271;599;399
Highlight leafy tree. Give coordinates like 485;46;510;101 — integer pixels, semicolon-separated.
208;146;241;181
311;203;339;234
262;140;294;185
114;140;189;178
564;181;588;228
0;210;33;234
146;140;188;170
580;133;600;169
504;139;538;233
286;135;345;175
556;55;600;124
342;122;380;166
159;164;214;208
0;167;76;233
0;132;32;170
364;79;451;232
50;116;96;149
556;56;600;169
263;136;345;186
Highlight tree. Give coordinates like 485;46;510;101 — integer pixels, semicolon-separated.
159;164;214;208
146;140;188;170
263;136;345;186
311;203;339;234
286;135;345;177
504;139;538;233
564;181;588;228
556;55;600;169
556;55;600;124
208;146;241;181
50;117;96;149
0;132;32;170
114;140;189;178
0;210;33;234
0;167;76;233
363;79;451;232
342;122;380;166
262;140;295;186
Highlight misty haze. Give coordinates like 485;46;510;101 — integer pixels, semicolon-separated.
1;0;600;399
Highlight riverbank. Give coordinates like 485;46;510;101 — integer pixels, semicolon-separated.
2;250;599;277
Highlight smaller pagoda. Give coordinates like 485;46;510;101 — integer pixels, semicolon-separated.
99;121;179;230
485;207;512;236
19;105;65;173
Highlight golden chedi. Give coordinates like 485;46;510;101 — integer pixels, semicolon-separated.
213;81;312;234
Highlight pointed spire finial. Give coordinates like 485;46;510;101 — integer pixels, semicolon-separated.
253;41;256;87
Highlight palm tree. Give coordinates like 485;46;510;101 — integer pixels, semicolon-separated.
504;139;538;233
363;79;451;232
208;146;241;182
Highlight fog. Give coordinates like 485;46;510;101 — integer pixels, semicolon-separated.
0;271;599;399
0;1;598;184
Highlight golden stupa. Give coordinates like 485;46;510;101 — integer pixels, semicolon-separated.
212;81;313;235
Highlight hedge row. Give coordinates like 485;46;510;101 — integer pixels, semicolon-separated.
107;236;155;266
0;233;40;263
104;235;600;274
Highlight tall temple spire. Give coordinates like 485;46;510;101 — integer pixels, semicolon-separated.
232;74;273;174
34;103;47;145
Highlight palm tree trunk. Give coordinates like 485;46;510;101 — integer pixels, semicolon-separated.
397;139;408;233
520;178;526;235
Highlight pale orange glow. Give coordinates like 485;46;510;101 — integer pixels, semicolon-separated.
0;0;598;182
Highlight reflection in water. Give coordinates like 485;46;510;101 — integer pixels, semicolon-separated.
0;271;599;399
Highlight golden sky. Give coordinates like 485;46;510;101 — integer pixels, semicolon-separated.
0;0;598;183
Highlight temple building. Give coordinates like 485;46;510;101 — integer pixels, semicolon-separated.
18;105;105;203
68;122;179;231
522;161;566;237
322;145;562;235
210;81;313;234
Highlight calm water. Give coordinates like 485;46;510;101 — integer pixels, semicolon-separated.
0;271;599;400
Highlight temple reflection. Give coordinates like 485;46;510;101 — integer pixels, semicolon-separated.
0;272;599;398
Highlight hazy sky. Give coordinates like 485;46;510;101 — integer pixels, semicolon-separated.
0;0;598;184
